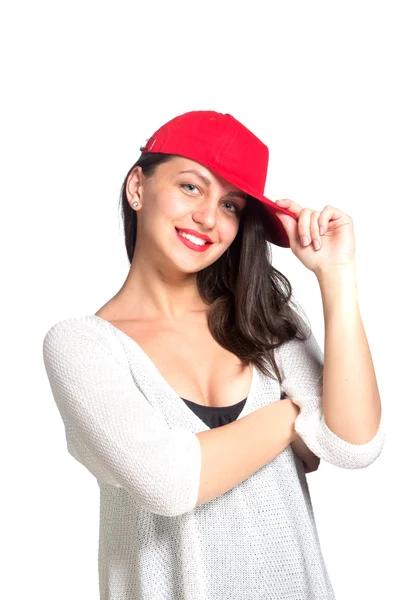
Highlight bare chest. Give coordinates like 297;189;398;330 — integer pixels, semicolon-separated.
96;312;253;408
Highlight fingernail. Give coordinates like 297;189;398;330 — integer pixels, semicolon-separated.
313;240;321;250
302;236;310;246
319;226;324;235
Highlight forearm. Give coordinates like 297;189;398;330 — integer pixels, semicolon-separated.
196;400;299;506
317;265;382;444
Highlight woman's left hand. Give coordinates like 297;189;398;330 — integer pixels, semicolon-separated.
274;199;356;275
290;435;321;474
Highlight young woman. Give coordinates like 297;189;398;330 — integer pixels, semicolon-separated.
43;110;385;600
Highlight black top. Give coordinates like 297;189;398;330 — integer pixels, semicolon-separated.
181;390;287;429
180;397;247;429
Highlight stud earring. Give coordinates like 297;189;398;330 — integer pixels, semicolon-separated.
132;201;139;208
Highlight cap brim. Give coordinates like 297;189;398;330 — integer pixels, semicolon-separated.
204;162;298;248
247;190;297;248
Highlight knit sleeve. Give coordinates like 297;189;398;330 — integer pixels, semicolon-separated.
274;328;386;469
42;318;202;517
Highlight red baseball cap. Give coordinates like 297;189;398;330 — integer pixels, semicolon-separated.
139;110;297;248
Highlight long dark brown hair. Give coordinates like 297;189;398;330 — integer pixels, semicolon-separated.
118;152;311;385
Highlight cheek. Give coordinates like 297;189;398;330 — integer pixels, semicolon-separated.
162;193;192;218
143;192;186;225
220;220;240;243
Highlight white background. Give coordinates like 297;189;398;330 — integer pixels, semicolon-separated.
2;1;398;598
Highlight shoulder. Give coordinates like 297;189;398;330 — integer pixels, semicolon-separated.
274;327;323;371
43;314;109;339
42;315;120;361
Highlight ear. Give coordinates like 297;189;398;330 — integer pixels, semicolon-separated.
126;166;145;206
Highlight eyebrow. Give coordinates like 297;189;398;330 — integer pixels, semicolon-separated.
178;169;247;200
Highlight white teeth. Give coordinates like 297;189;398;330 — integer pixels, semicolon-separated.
178;230;207;246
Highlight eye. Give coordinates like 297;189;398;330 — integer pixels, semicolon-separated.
180;183;199;194
223;201;242;215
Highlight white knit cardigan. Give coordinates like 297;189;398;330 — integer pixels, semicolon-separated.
42;314;386;600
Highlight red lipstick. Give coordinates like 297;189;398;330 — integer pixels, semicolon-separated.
176;228;213;243
175;228;214;253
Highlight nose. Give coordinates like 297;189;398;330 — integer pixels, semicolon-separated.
191;196;219;230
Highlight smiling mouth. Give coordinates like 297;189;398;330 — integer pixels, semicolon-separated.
175;228;212;245
174;228;215;252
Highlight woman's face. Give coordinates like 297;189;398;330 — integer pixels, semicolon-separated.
126;156;247;274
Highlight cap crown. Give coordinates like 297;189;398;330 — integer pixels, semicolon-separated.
141;111;269;198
